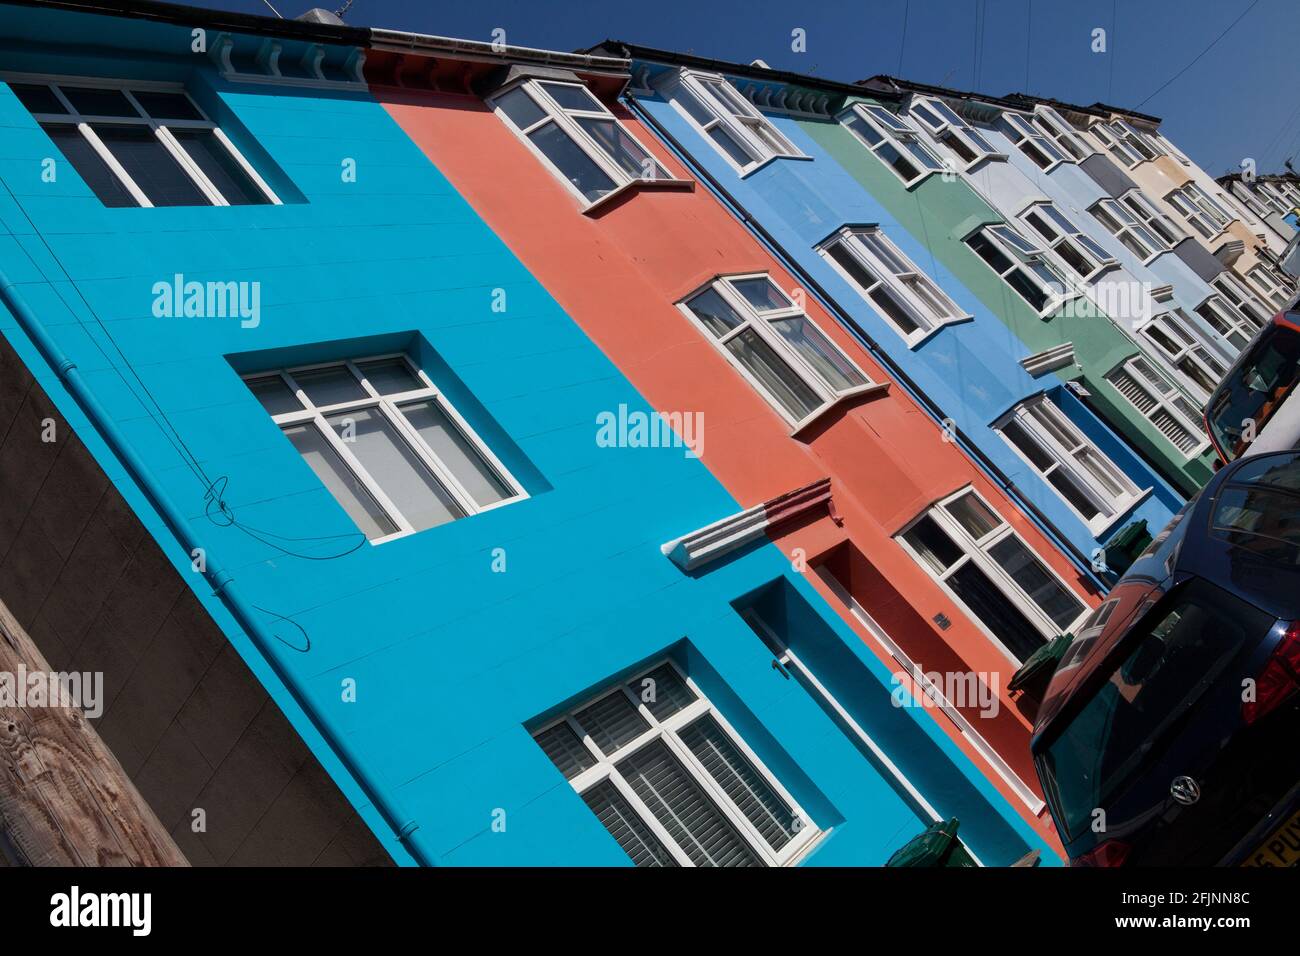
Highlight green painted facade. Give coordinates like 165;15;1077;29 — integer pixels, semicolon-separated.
801;103;1215;496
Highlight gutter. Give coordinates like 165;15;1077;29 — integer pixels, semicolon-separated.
373;28;629;74
0;269;434;867
620;92;1111;593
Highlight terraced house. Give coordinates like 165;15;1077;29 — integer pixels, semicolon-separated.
0;0;1068;867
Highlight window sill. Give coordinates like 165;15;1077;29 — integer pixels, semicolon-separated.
790;382;891;438
739;153;814;179
905;313;975;349
1087;486;1154;539
582;177;694;214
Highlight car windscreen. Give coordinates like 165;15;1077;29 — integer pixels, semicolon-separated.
1037;577;1274;842
1211;451;1300;565
1207;325;1300;462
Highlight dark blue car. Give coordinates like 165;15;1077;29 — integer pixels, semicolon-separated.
1030;449;1300;866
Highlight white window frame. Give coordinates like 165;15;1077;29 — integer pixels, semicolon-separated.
1018;200;1117;282
1136;309;1229;405
1257;179;1300;216
245;353;526;545
1195;291;1260;352
1247;262;1293;309
677;273;878;431
1090;191;1184;263
488;77;679;209
1166;181;1234;239
1000;111;1069;170
995;394;1145;535
669;69;806;175
896;486;1090;661
1030;106;1095;162
1229;180;1275;221
533;659;822;867
1091;119;1162;167
838;102;944;187
1213;271;1273;331
818;225;970;346
965;223;1078;317
8;72;280;208
908;96;1004;170
1104;354;1209;458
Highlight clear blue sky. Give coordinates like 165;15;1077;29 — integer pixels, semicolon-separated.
185;0;1298;176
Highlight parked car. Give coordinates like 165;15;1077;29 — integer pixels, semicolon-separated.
1030;449;1300;865
1205;310;1300;465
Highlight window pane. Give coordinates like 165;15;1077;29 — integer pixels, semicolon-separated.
685;287;744;337
707;124;755;167
529;122;616;201
283;423;397;540
1047;469;1102;520
947;561;1047;661
988;535;1083;629
725;328;822;421
903;515;963;573
869;286;923;335
292;364;367;406
170;127;268;205
533;722;595;780
581;779;679;866
10;83;66;114
540;82;603;112
131;90;203;120
844;114;883;147
616;739;761;866
41;124;136;207
326;407;464;532
768;316;866;392
730;277;790;312
826;241;882;289
628;664;696;721
495;86;547;128
60;86;139;117
355;357;423;394
575;116;665;180
91;124;208;206
247;375;302;415
679;714;801;851
944;493;1001;539
573;690;650;756
1001;418;1054;471
400;399;512;507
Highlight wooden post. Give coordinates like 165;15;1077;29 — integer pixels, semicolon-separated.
0;597;188;867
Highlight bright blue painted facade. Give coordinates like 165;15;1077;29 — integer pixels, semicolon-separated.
0;5;1054;866
626;72;1183;573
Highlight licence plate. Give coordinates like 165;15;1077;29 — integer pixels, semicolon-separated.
1242;807;1300;867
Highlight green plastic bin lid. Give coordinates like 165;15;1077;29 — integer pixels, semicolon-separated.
1008;631;1073;693
885;817;976;867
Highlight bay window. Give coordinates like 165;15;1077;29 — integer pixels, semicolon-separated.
819;226;968;344
1000;112;1068;170
679;274;874;429
909;96;1001;168
995;395;1143;533
1166;182;1234;239
898;487;1088;662
965;223;1075;316
491;79;672;205
1138;310;1229;404
672;71;805;174
839;102;944;186
1212;272;1273;332
1195;293;1261;351
1019;201;1116;281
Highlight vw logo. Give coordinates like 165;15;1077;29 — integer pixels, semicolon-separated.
1170;775;1201;806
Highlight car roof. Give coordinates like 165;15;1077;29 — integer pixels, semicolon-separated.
1032;449;1300;744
